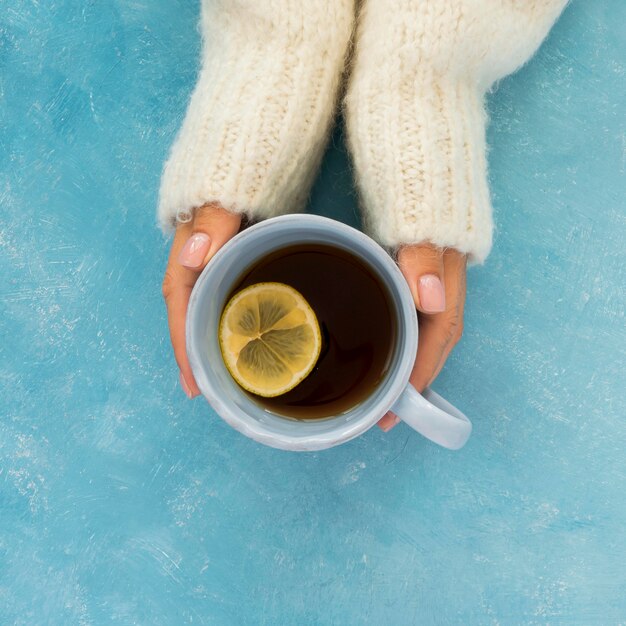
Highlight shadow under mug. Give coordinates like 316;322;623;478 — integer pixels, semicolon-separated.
186;214;472;451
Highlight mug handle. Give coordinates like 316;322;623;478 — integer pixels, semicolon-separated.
391;385;472;450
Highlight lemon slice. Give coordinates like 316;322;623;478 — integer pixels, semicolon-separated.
218;282;321;397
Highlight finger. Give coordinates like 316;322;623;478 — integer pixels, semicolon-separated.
379;248;466;431
166;280;198;398
379;244;446;431
409;315;446;393
163;222;203;397
397;244;446;314
178;203;242;271
377;411;400;432
426;250;467;387
165;204;241;398
410;250;466;392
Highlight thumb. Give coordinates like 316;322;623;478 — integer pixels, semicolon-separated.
178;203;242;271
397;244;446;314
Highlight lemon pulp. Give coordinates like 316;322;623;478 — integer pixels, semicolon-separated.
218;282;321;397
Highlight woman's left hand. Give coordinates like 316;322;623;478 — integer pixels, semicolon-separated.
378;244;467;432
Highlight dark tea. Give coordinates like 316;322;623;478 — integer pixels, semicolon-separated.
228;243;397;419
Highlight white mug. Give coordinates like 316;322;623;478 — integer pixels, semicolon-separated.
187;214;472;451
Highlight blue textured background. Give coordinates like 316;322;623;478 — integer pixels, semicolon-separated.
1;1;625;624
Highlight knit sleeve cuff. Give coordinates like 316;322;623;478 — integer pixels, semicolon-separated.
158;1;353;232
346;74;493;264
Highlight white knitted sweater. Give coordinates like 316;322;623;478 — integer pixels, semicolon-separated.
159;0;567;263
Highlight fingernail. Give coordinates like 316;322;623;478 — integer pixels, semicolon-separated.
179;370;194;399
417;274;446;313
380;417;400;433
178;233;211;268
379;414;399;433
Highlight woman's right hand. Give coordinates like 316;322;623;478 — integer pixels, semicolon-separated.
162;204;242;398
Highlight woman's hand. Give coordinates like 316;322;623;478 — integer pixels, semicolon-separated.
162;204;242;398
378;245;467;432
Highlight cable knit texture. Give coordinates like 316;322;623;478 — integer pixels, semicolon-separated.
345;0;567;263
159;0;566;264
158;0;354;230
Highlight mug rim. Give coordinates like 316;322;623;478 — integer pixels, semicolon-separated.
186;214;418;450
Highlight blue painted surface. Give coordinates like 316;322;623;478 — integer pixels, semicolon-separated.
1;1;624;624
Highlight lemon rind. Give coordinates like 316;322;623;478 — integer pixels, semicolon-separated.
218;282;321;397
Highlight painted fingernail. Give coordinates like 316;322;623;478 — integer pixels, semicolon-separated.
178;233;211;268
179;370;194;399
417;274;446;313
